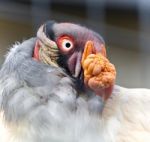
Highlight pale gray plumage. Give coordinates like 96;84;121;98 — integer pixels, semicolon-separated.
0;38;104;142
0;38;75;121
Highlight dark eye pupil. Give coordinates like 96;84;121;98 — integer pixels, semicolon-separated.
65;42;71;48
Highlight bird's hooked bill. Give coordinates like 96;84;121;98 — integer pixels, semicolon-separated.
74;41;106;78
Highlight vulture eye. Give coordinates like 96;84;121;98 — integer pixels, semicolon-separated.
62;39;73;49
57;36;74;54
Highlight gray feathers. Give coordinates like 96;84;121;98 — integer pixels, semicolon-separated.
0;38;104;142
0;38;77;123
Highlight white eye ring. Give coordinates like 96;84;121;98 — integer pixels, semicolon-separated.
62;39;73;50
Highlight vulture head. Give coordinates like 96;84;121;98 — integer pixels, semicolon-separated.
33;21;116;100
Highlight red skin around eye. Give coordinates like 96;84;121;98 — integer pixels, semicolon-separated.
56;35;74;54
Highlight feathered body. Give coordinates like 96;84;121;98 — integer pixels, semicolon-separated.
1;66;150;142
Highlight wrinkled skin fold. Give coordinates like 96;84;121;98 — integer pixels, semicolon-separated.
81;41;116;100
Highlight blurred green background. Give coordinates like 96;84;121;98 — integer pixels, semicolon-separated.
0;0;150;88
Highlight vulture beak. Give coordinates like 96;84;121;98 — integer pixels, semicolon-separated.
73;41;106;79
73;51;82;78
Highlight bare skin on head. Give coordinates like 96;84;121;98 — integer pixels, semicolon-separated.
34;21;116;101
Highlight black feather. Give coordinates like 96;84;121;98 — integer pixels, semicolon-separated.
44;20;56;41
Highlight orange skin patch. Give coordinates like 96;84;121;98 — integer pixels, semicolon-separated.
81;41;116;101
